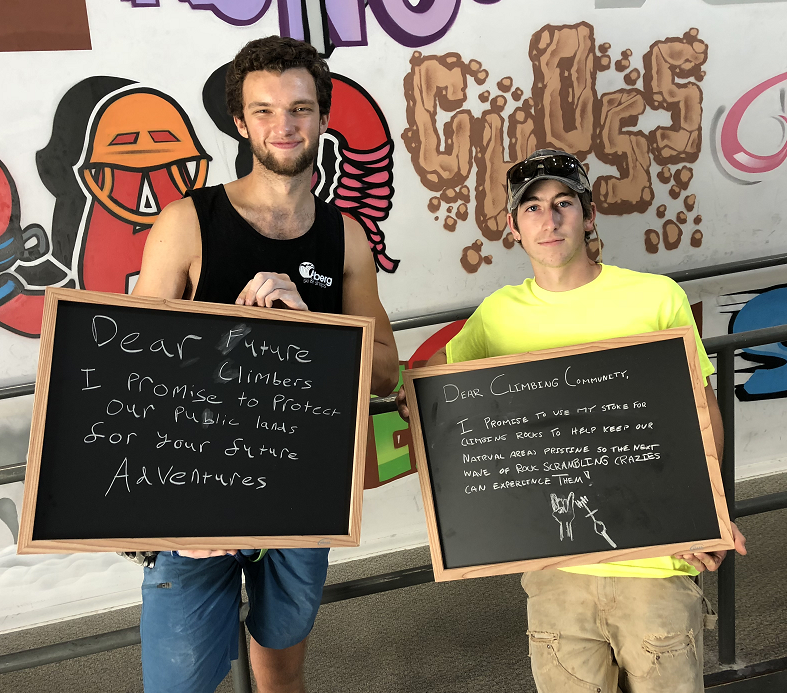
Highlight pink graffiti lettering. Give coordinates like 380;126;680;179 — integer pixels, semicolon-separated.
720;72;787;175
122;0;500;49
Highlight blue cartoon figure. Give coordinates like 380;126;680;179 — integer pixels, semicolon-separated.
731;286;787;400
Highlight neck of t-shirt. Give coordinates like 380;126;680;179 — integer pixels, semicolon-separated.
532;260;603;294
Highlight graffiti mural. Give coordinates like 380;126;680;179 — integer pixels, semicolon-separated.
0;161;52;337
204;66;399;272
403;23;708;272
722;285;787;401
1;65;399;341
714;71;787;182
122;0;499;54
0;79;210;337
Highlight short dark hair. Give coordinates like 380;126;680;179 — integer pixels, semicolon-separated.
226;36;332;121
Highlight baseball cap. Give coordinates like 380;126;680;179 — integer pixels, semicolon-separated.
506;149;591;214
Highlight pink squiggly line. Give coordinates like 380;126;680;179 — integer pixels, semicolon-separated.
720;72;787;175
334;140;399;273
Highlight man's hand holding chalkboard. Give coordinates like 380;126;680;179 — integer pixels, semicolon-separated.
674;521;747;572
236;272;308;311
396;347;448;422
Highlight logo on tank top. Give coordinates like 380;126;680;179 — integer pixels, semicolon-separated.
299;261;333;288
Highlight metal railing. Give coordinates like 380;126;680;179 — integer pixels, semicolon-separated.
704;324;787;664
2;251;787;686
388;252;787;332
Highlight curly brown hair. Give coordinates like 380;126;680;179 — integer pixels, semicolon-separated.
226;36;332;121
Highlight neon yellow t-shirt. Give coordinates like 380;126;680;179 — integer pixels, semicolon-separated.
446;264;714;578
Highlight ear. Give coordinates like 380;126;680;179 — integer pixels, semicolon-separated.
234;115;249;140
583;201;597;233
506;212;521;242
319;113;329;136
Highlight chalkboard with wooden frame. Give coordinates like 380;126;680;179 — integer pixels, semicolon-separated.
18;287;374;554
403;328;734;582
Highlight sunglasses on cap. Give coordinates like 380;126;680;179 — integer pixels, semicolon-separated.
506;151;591;213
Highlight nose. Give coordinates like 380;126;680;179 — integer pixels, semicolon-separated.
273;111;296;137
542;207;560;233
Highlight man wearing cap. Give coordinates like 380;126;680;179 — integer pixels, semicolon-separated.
398;149;747;692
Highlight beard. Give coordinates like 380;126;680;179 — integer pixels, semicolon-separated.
250;137;320;177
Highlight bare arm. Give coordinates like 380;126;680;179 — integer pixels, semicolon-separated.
132;198;201;300
342;217;399;397
705;382;724;464
133;199;236;559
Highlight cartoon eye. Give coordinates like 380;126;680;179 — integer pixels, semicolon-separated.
149;130;180;143
109;132;139;145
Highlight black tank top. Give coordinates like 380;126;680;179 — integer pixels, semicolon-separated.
188;185;344;313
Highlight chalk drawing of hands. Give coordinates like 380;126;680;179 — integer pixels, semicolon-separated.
550;492;575;541
576;496;617;548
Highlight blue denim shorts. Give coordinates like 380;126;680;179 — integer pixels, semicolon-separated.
140;548;329;693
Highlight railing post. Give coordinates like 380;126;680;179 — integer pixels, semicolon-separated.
716;346;736;665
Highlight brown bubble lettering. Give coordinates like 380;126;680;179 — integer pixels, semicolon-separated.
530;22;597;158
402;52;474;191
592;89;653;214
643;30;707;164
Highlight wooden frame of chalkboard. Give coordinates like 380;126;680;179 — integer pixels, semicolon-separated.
403;328;734;582
18;287;374;554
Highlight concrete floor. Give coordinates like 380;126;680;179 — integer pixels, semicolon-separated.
1;473;785;692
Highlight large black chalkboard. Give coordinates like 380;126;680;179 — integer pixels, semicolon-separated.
404;329;733;581
19;289;373;552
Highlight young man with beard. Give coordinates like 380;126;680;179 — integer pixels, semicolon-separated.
397;149;746;692
132;37;399;693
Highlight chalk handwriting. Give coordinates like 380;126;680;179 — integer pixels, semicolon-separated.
242;339;311;363
84;422;138;445
92;314;202;361
82;368;100;391
490;374;560;396
565;366;628;387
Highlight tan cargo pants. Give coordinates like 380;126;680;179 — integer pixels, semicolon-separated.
522;570;705;693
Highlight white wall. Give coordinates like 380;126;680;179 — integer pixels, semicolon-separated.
1;0;786;630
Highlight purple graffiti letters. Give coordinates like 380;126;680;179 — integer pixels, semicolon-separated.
121;0;272;25
326;0;367;47
720;72;787;177
122;0;500;47
182;0;272;26
368;0;460;48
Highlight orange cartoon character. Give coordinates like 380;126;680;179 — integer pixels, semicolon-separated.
77;87;211;293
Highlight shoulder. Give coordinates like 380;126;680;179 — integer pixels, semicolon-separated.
480;283;528;311
340;215;376;282
602;264;684;297
153;197;199;229
342;214;366;245
342;215;371;263
462;285;523;330
144;197;200;256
